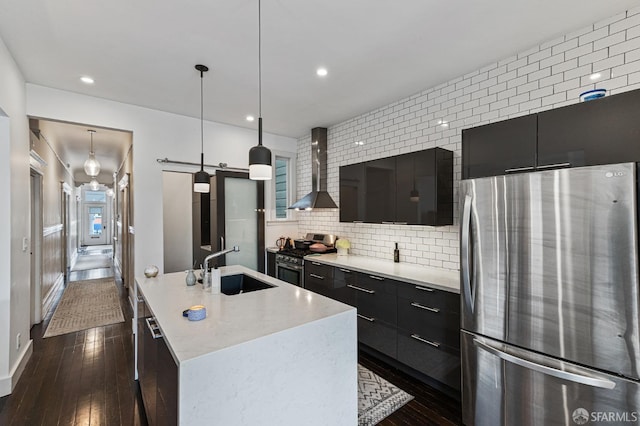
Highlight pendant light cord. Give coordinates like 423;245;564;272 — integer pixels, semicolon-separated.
258;0;262;118
258;0;263;147
200;67;204;170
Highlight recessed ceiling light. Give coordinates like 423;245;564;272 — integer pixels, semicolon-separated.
246;115;255;122
80;76;94;85
316;68;328;77
590;73;602;80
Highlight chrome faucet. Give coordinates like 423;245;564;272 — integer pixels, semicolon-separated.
202;246;239;289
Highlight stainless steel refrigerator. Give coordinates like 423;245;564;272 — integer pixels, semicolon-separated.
460;162;640;425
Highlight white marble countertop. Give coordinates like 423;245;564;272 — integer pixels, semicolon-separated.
304;253;460;293
137;265;354;364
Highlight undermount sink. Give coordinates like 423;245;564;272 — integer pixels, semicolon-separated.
221;274;276;295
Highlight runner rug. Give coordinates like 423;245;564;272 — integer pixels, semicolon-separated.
43;278;124;338
358;364;414;425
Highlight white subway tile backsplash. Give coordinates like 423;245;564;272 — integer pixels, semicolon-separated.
297;9;640;273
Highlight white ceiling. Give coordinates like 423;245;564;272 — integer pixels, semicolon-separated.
2;0;638;143
34;119;132;185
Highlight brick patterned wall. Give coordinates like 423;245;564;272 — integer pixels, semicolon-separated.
297;8;640;272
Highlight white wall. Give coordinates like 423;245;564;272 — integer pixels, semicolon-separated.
297;7;640;272
162;172;193;273
26;84;298;277
0;36;32;396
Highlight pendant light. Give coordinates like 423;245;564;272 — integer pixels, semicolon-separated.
193;64;211;193
89;178;100;191
249;0;272;180
83;130;101;177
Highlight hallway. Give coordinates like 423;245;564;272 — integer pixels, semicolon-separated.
0;248;147;426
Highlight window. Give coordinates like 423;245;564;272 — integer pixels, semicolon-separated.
85;190;106;202
275;157;289;219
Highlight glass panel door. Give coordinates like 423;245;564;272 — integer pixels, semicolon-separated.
223;177;258;270
86;204;107;245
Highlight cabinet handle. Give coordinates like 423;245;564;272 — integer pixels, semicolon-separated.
505;166;535;173
411;302;440;313
145;317;163;339
311;262;322;266
394;222;408;225
415;285;434;292
411;334;440;348
369;275;385;281
382;221;395;224
536;162;571;170
309;273;324;280
357;314;375;322
353;220;364;223
339;268;352;273
347;284;375;294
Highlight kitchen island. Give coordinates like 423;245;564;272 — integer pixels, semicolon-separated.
135;265;357;425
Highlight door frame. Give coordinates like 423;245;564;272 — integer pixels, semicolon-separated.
215;171;265;272
29;168;43;325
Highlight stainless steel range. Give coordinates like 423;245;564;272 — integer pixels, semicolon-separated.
275;233;336;287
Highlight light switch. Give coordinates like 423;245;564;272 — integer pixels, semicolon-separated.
22;237;29;252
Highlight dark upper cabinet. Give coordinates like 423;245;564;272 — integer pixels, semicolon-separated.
462;114;537;179
396;148;453;225
364;158;396;223
462;89;640;179
339;163;365;223
537;89;640;168
339;147;453;226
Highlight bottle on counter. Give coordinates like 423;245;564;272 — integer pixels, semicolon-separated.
394;242;400;263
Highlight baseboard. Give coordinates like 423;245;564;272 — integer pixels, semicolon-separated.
0;339;33;397
42;273;64;319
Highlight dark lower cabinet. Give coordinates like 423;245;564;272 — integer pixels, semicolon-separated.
304;260;460;391
397;329;461;391
266;250;276;278
358;315;397;359
138;290;178;426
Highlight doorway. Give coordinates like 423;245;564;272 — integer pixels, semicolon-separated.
84;203;107;245
30;170;43;325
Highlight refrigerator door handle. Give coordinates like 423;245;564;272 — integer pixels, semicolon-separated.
461;194;474;313
473;338;616;389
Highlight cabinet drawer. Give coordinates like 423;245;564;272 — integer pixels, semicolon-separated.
305;260;334;279
334;267;357;286
397;283;459;314
397;328;460;391
358;316;397;358
304;274;331;297
397;297;460;350
350;273;397;325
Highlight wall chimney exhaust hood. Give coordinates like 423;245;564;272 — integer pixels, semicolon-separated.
289;127;338;210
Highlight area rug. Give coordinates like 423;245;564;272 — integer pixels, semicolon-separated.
71;254;112;271
358;364;414;425
43;278;124;338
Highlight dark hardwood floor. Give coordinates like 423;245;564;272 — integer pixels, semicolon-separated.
0;259;147;426
1;249;461;426
359;352;462;425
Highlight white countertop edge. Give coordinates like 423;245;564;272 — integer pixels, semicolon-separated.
137;265;356;364
304;253;460;294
